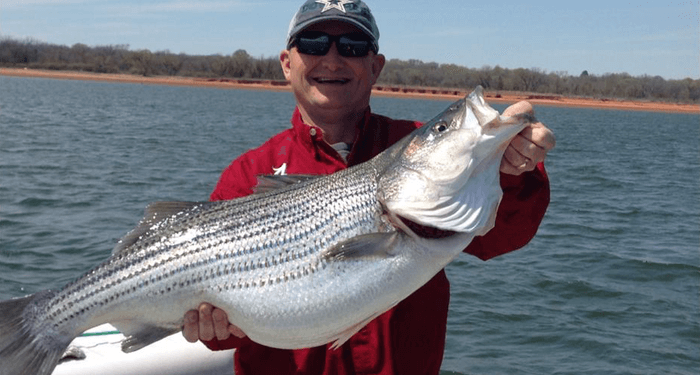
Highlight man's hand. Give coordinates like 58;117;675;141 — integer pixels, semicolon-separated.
500;101;556;175
182;303;246;343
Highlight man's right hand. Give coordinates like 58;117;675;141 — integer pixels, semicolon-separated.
182;303;247;343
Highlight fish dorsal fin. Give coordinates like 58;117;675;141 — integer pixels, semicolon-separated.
112;201;206;255
322;232;400;261
253;175;320;194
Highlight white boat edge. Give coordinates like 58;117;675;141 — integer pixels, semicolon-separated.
51;324;235;375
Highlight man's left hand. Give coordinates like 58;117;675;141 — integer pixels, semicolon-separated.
500;101;556;175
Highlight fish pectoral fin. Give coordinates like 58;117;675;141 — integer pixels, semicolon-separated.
112;201;210;255
322;232;400;261
112;321;180;353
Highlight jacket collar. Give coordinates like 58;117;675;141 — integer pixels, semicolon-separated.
290;107;373;164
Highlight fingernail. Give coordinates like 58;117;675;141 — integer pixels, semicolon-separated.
199;304;211;315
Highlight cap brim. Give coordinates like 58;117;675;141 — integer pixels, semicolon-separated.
287;16;377;49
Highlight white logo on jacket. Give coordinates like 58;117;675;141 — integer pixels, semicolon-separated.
273;163;287;176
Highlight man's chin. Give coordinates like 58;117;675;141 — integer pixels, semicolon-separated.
311;83;350;95
309;90;353;107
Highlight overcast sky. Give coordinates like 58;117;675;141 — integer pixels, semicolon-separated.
1;0;698;80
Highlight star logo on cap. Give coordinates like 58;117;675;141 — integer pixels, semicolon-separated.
316;0;354;13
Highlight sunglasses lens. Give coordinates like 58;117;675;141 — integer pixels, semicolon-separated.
295;33;331;56
294;32;374;57
338;36;371;57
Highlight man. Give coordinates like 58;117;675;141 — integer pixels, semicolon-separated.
183;1;555;374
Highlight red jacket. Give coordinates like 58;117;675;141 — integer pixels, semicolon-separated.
206;107;550;375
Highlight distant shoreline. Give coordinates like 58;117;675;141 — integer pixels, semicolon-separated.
2;68;697;114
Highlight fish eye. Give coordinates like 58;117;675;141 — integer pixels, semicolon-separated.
433;121;449;133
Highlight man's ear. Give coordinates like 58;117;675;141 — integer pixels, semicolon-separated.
280;49;292;80
370;53;385;84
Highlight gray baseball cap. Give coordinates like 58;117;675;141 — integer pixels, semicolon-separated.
286;0;380;52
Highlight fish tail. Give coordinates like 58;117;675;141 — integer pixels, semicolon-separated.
0;290;70;375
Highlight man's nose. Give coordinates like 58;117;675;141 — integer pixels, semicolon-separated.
320;42;344;70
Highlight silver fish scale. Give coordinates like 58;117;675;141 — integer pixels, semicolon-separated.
207;170;383;292
37;165;385;337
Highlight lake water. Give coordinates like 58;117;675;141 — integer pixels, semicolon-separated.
1;75;698;374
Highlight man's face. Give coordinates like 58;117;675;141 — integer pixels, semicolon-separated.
280;21;385;120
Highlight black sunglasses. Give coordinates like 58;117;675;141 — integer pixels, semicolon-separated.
290;31;377;57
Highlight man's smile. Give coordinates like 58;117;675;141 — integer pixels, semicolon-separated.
312;77;351;85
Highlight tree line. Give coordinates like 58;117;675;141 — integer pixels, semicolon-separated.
0;38;284;80
2;37;698;103
378;60;699;103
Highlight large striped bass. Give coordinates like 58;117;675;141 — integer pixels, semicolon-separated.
0;87;531;375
